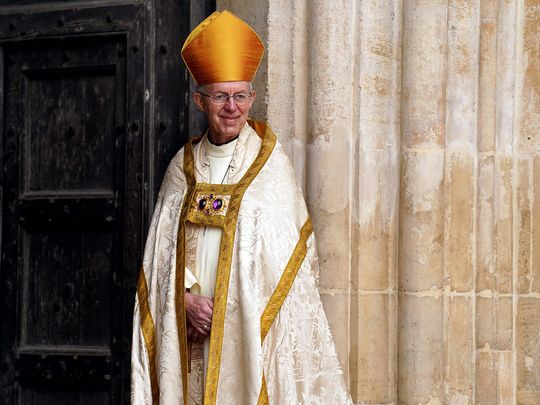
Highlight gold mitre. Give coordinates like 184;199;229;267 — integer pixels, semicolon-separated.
181;10;264;85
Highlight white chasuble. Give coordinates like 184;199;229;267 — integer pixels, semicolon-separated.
188;134;237;389
131;121;352;405
190;134;238;299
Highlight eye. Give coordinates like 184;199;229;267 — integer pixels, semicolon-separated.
213;94;228;103
233;94;247;102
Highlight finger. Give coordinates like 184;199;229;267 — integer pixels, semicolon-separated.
204;297;214;310
202;315;213;325
194;309;212;326
195;295;212;309
192;317;210;329
199;303;213;316
195;322;211;336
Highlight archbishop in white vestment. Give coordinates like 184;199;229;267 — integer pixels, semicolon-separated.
131;10;353;405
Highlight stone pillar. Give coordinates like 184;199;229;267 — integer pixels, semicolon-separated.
216;0;540;403
217;1;402;402
352;1;401;401
476;0;515;402
218;0;401;402
515;0;540;403
399;1;447;402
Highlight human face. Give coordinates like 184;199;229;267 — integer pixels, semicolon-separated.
193;81;256;145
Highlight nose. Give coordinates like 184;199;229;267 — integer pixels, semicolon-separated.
223;96;238;111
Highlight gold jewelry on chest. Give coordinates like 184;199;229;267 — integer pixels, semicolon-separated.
186;183;235;228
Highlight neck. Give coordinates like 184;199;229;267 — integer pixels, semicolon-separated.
208;133;239;146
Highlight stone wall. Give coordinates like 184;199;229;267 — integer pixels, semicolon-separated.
217;1;540;403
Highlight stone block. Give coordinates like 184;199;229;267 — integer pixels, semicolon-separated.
398;295;443;403
357;224;393;291
495;0;517;154
476;350;496;404
496;297;513;350
478;19;497;152
356;150;399;291
533;156;540;293
446;296;474;403
516;297;540;404
516;158;532;294
399;151;444;291
477;156;495;291
480;0;499;19
476;296;513;351
496;350;513;404
353;293;396;403
476;296;495;349
476;156;495;291
494;156;513;293
402;0;447;149
446;0;479;151
476;349;513;404
517;0;540;152
444;153;474;292
311;209;351;291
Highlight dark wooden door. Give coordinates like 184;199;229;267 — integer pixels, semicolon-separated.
0;1;213;403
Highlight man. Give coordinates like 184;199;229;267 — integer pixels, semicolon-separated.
131;10;352;405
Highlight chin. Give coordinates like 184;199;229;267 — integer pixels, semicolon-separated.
221;125;242;137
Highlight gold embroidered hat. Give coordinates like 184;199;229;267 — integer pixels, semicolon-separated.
181;10;265;85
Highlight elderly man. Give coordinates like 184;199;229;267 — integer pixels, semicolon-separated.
131;10;352;405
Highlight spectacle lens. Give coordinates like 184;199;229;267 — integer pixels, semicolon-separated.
199;92;251;105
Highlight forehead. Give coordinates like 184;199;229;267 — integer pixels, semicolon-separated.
204;81;251;93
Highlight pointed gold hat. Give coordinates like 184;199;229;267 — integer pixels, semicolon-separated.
181;11;265;85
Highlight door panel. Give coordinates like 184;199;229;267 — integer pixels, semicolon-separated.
0;0;213;403
22;230;113;347
23;67;117;194
0;5;143;404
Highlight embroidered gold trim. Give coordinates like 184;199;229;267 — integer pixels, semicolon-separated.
257;217;314;401
136;267;160;404
193;183;235;194
186;209;227;228
260;217;313;341
186;184;235;228
256;374;269;405
174;123;277;404
203;122;276;404
175;139;199;405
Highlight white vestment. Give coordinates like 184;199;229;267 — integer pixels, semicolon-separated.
131;121;352;404
188;135;237;383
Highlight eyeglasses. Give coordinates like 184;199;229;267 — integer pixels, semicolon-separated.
198;91;253;105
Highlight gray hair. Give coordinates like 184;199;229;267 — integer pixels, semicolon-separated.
196;82;253;93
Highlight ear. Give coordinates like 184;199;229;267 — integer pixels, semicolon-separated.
193;92;205;112
249;90;256;107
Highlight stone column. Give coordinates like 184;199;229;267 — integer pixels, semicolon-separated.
476;0;515;402
444;1;479;403
216;0;540;403
217;1;402;403
399;0;447;402
352;1;401;402
515;0;540;403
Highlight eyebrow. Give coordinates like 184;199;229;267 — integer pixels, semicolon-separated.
212;90;250;95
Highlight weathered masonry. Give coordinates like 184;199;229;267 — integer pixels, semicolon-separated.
219;1;540;404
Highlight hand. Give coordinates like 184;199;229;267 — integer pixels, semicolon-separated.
185;291;213;337
187;325;206;344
